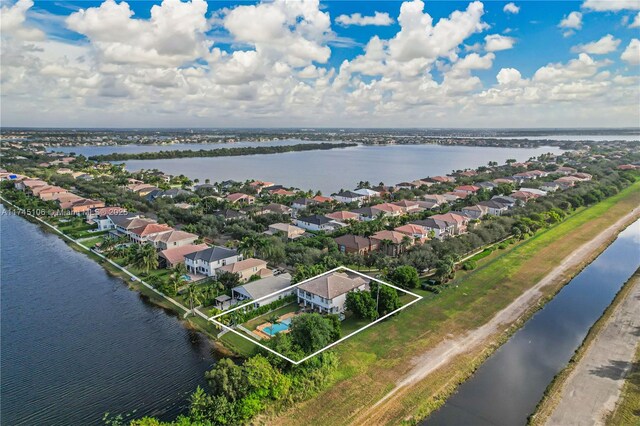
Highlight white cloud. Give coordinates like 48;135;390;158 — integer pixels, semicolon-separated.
503;3;520;14
582;0;640;11
572;34;621;54
496;68;523;85
621;38;640;65
335;12;394;27
629;12;640;27
559;11;583;30
0;0;45;41
484;34;516;51
66;0;211;67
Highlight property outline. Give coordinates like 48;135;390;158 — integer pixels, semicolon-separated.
208;266;423;364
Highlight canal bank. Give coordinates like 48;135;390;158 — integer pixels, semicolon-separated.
0;206;220;425
422;219;640;425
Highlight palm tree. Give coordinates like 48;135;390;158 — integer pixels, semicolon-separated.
267;314;280;335
238;235;266;258
132;243;158;274
186;284;200;316
173;262;187;278
168;273;185;294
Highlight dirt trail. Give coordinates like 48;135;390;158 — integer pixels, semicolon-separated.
544;272;640;426
355;207;640;425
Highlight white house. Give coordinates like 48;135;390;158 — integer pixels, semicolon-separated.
231;273;293;308
294;215;337;232
184;246;242;277
331;190;366;205
297;272;367;314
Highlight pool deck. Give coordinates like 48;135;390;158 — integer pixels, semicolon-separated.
254;312;297;340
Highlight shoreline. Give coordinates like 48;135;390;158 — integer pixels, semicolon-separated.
0;197;235;359
530;270;640;425
353;206;640;425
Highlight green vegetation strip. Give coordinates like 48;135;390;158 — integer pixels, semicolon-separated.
606;344;640;426
529;270;640;425
88;142;357;161
269;181;640;426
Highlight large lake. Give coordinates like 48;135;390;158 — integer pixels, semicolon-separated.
0;207;218;425
50;142;563;194
425;219;640;425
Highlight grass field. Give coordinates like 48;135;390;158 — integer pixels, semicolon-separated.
266;181;640;426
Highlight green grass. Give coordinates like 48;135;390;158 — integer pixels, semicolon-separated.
80;236;104;248
606;344;640;426
220;331;259;357
270;181;640;426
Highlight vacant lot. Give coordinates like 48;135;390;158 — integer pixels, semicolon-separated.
266;182;640;426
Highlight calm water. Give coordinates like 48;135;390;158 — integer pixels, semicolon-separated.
123;144;561;194
424;220;640;426
49;141;562;194
0;208;217;425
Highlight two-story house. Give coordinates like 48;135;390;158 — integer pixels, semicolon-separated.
297;272;367;314
184;246;242;277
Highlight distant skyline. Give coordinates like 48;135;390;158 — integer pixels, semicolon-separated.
1;0;639;128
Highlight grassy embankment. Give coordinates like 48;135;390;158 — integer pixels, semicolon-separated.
266;181;640;426
606;345;640;425
529;270;640;425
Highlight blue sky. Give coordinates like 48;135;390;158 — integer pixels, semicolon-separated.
1;0;639;127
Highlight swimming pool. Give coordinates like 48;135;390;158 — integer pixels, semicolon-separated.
263;318;291;336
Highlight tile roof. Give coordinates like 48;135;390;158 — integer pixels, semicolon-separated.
219;258;267;274
298;272;367;299
159;243;209;265
232;273;292;301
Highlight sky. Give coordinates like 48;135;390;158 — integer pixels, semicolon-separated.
0;0;639;128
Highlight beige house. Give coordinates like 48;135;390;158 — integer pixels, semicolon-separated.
265;223;305;240
218;258;271;282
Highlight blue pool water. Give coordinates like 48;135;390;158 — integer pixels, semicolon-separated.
264;318;291;336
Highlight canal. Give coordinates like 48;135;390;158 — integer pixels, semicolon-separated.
424;219;640;425
0;207;218;425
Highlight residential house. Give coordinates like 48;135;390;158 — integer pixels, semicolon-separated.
109;214;156;236
392;200;423;214
226;193;255;205
69;199;106;214
477;200;509;216
91;207;128;231
352;188;380;199
511;190;540;202
325;211;360;223
294;215;337;232
258;203;292;216
415;200;439;210
491;195;518;208
291;198;317;210
265;223;306;240
370;230;412;256
161;188;193;199
442;192;462;203
184;246;242;277
297;272;367;314
159;243;209;268
219;258;271;282
332;190;366;205
148;229;199;250
477;181;498;190
34;186;68;200
427;175;456;184
350;206;376;221
454;185;481;194
270;188;296;197
412;218;452;240
334;234;379;255
232;273;293;308
371;202;404;218
213;209;246;222
394;223;429;243
430;212;470;235
557;166;577;175
540;182;560;192
519;188;547;197
126;183;158;196
129;223;174;244
423;194;448;205
461;204;489;220
312;195;334;203
395;182;417;190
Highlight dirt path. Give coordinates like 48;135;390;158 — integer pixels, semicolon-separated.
356;207;640;424
544;273;640;426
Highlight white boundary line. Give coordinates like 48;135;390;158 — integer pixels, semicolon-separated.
210;266;423;364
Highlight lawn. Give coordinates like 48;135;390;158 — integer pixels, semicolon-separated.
268;181;640;426
80;236;104;248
